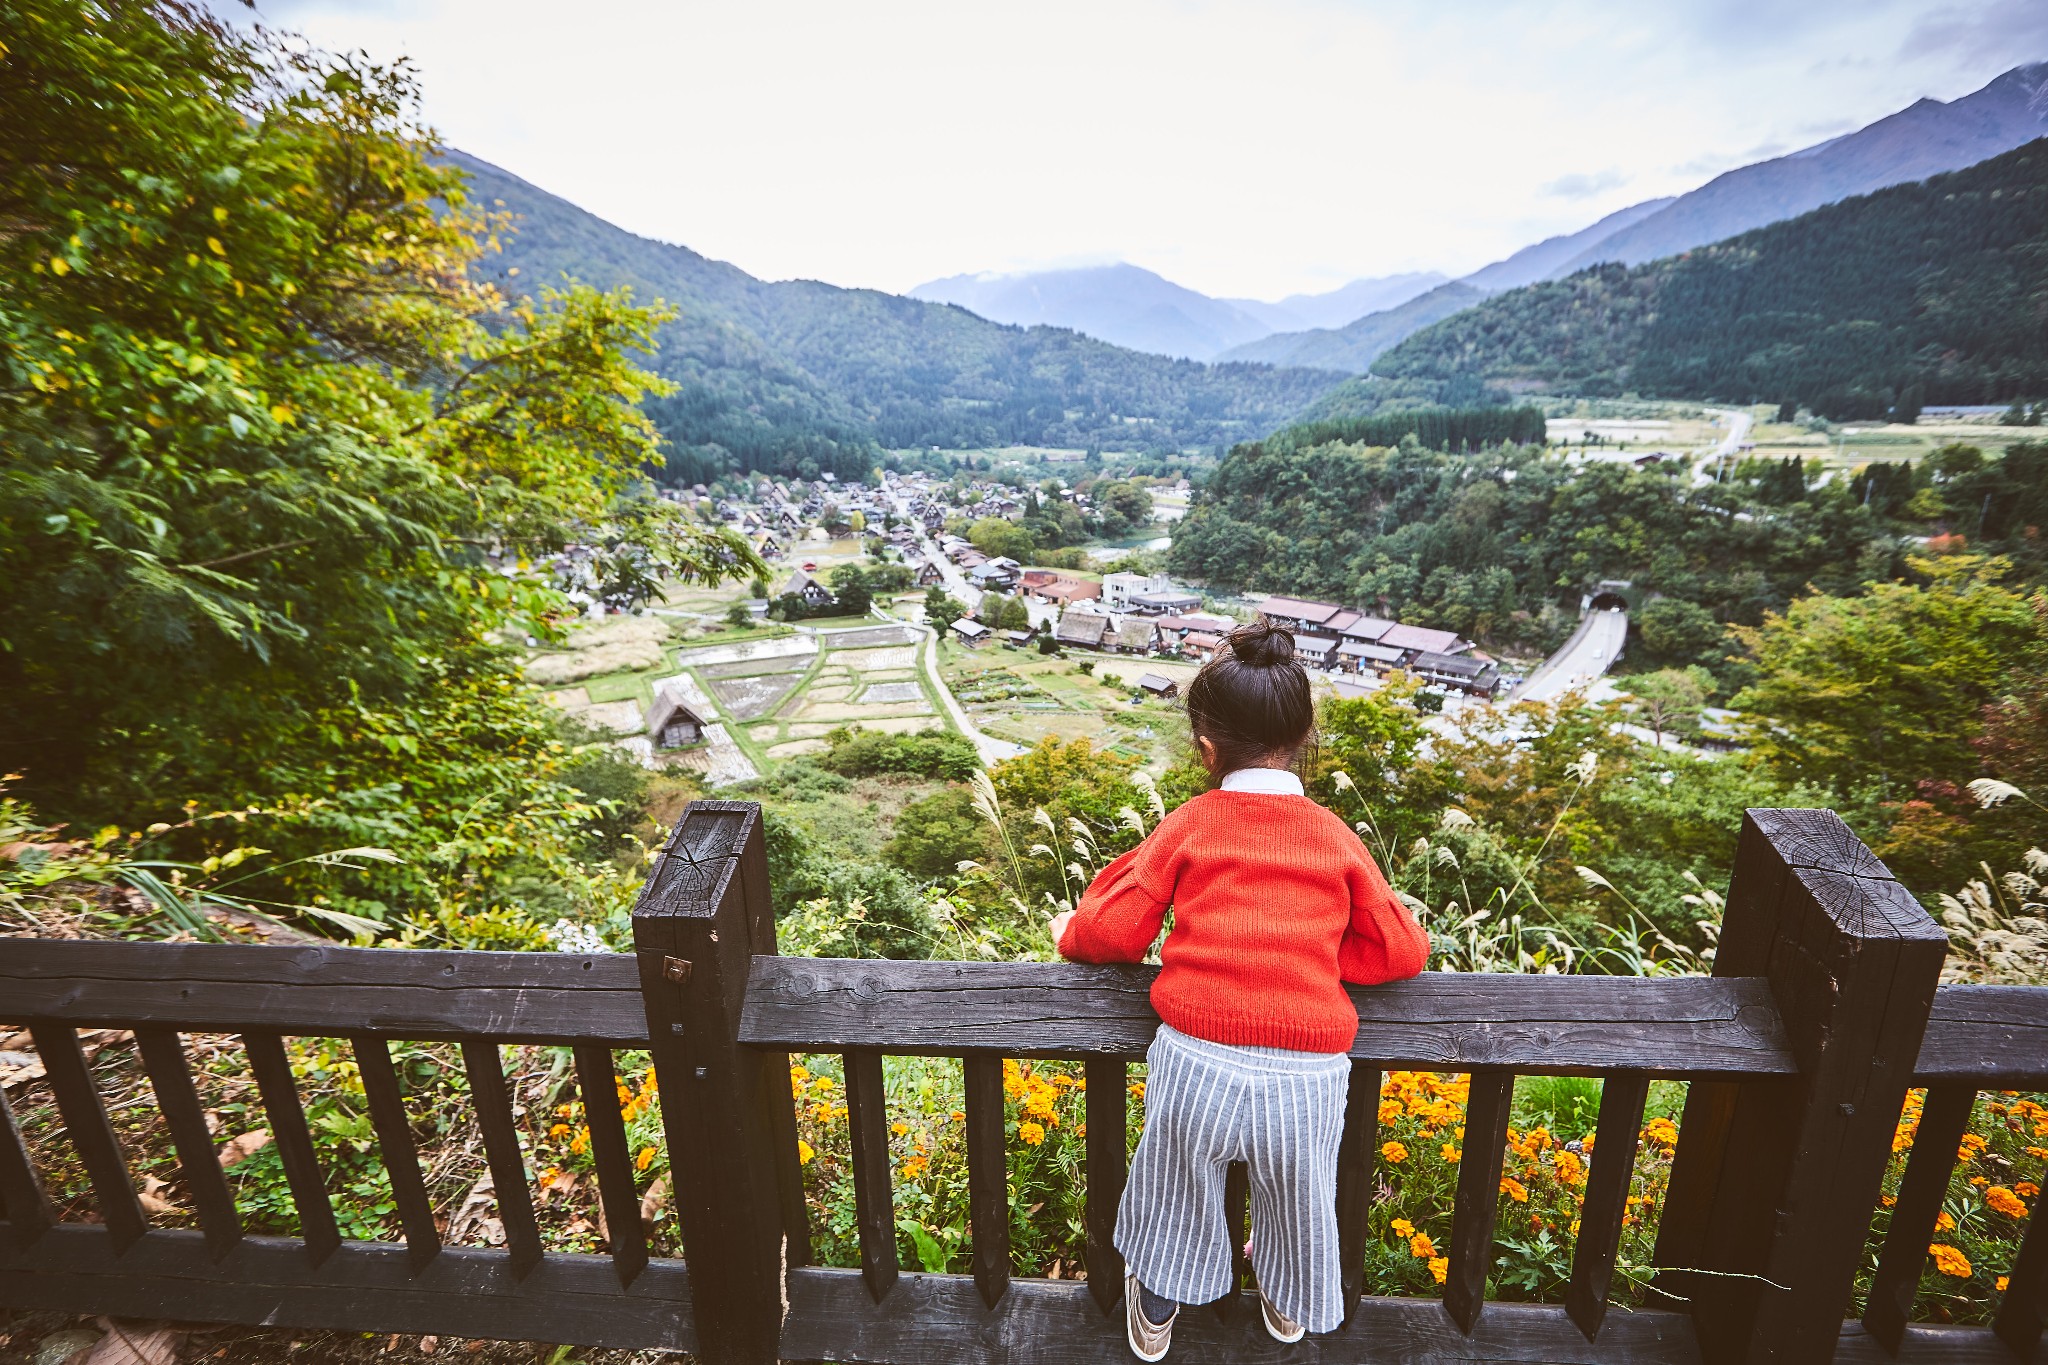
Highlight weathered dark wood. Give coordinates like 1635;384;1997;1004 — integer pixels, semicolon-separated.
573;1045;648;1287
135;1027;242;1260
1214;1161;1249;1322
742;958;1792;1076
778;1265;1706;1364
1083;1057;1126;1316
1335;1063;1380;1325
350;1035;440;1271
28;1022;145;1252
1443;1068;1514;1334
1861;1084;1974;1352
0;939;646;1045
634;800;799;1365
242;1030;339;1263
0;1083;53;1240
1566;1073;1648;1341
1836;1319;2048;1363
1661;808;1950;1365
1997;1187;2048;1358
964;1052;1010;1309
843;1048;899;1303
0;1224;694;1353
459;1040;542;1278
1913;985;2048;1086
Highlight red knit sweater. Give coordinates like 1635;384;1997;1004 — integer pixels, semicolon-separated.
1056;789;1430;1052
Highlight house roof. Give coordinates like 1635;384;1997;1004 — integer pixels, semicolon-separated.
1055;613;1111;646
1183;631;1223;649
646;685;706;739
1035;579;1101;602
1324;610;1362;634
1259;596;1343;625
1381;624;1465;655
1130;590;1202;611
1338;641;1406;664
1294;633;1339;655
1411;651;1495;681
951;619;991;638
1338;616;1396;641
1115;619;1158;650
1134;673;1177;694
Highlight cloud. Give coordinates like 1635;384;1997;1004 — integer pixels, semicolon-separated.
1540;168;1631;199
1899;1;2048;67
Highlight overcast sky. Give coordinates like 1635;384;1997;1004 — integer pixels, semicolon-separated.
227;0;2043;301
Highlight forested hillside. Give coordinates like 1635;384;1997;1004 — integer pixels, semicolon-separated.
449;153;1341;480
1216;281;1486;372
1171;413;2048;658
1374;140;2048;417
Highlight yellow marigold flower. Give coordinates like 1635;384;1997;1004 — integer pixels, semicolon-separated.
1441;1144;1461;1163
1643;1118;1679;1148
1408;1232;1437;1259
797;1140;814;1165
812;1075;835;1093
636;1146;657;1172
1929;1244;1971;1278
2029;1147;2048;1162
952;1110;967;1122
900;1156;928;1179
1554;1150;1585;1185
1957;1132;1989;1160
1998;1275;2010;1292
2017;1181;2040;1199
892;1122;910;1136
1381;1141;1408;1164
1378;1100;1403;1124
569;1128;590;1156
1500;1177;1529;1203
1129;1082;1146;1099
1881;1194;1896;1208
1428;1256;1448;1285
1986;1185;2029;1219
1582;1133;1596;1153
549;1123;570;1138
1019;1121;1046;1146
1391;1218;1415;1237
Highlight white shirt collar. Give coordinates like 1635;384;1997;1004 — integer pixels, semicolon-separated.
1219;768;1304;796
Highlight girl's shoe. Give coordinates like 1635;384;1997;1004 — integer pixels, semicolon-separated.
1126;1274;1176;1361
1258;1291;1304;1344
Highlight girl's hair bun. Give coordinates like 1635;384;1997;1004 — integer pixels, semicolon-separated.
1228;621;1295;667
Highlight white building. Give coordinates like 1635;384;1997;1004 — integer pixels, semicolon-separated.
1102;571;1170;613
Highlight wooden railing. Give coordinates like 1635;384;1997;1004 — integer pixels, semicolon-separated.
2;799;2045;1365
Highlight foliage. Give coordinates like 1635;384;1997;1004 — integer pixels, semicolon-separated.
966;516;1036;562
1254;404;1547;456
1375;142;2048;414
1627;668;1715;746
923;586;967;632
817;727;980;782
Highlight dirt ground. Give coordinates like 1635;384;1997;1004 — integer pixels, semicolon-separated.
0;1313;687;1365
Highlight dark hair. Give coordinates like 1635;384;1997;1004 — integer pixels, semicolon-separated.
1184;621;1314;776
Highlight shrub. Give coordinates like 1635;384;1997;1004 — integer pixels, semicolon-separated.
819;728;980;782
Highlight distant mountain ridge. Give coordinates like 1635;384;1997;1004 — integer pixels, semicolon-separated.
444;151;1342;479
1215;282;1486;372
907;264;1447;361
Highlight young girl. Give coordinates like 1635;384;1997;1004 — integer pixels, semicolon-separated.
1048;622;1429;1358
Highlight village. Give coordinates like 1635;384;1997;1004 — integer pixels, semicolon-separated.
528;464;1518;783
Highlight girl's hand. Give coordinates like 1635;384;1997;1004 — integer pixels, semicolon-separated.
1048;909;1075;950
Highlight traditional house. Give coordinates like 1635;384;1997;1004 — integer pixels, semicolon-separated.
647;686;708;750
1293;633;1340;669
1380;624;1467;659
1181;630;1223;660
1337;641;1406;674
1257;596;1345;632
914;555;946;587
970;558;1020;590
1134;673;1179;699
778;569;835;609
1111;618;1159;654
1003;628;1036;648
950;618;992;649
1409;651;1501;696
1054;612;1111;650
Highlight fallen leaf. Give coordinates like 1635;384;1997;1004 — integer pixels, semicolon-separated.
136;1177;184;1218
639;1175;669;1234
80;1321;181;1365
419;1335;438;1355
215;1130;271;1170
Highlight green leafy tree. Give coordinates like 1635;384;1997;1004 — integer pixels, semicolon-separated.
968;516;1036;562
924;587;966;632
883;787;989;879
1729;557;2043;793
1637;598;1724;667
1627;668;1713;747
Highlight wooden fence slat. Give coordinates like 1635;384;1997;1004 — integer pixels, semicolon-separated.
459;1041;542;1279
1083;1057;1126;1316
135;1027;242;1260
1334;1063;1380;1325
350;1035;441;1271
1994;1192;2047;1357
1215;1161;1249;1323
964;1053;1009;1309
1564;1073;1648;1341
27;1023;145;1252
0;1082;53;1240
1443;1068;1514;1334
1862;1085;1975;1352
572;1046;649;1288
843;1049;899;1303
243;1031;339;1263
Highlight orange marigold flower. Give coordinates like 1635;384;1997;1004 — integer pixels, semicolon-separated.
1391;1218;1415;1237
635;1146;657;1172
1500;1177;1529;1203
569;1128;590;1156
1957;1132;1989;1160
1441;1144;1461;1163
1019;1121;1046;1146
1408;1232;1437;1259
1643;1118;1678;1148
1378;1100;1403;1124
797;1140;815;1165
1428;1256;1449;1285
1935;1211;1955;1232
1381;1141;1408;1164
549;1123;570;1138
1998;1275;2010;1292
2017;1181;2040;1199
1986;1185;2029;1219
1929;1244;1971;1278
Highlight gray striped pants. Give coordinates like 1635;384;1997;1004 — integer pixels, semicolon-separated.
1116;1023;1352;1332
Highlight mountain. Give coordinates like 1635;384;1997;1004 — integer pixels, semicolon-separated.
1547;61;2048;276
907;263;1273;361
905;265;1449;360
1460;198;1677;292
1214;282;1487;372
445;152;1343;479
1370;139;2048;417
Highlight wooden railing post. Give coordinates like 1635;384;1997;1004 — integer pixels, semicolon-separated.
634;800;809;1365
1653;809;1946;1364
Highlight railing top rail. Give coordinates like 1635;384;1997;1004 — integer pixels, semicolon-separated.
739;957;1800;1077
0;938;648;1045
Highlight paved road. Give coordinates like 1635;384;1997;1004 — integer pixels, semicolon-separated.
874;603;1024;764
885;486;1061;629
1693;407;1753;487
1512;607;1629;704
